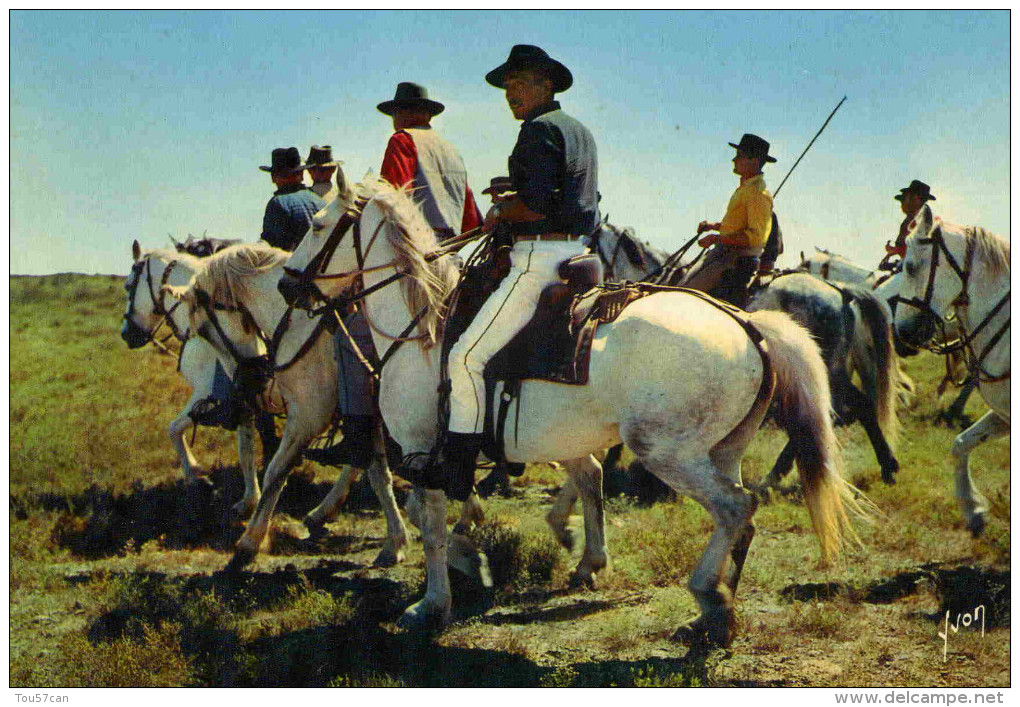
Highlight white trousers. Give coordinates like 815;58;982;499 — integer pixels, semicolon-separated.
448;239;587;434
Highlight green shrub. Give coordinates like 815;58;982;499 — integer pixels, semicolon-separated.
467;516;563;588
24;622;196;687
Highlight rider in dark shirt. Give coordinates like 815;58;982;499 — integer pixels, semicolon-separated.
436;45;600;501
259;147;324;252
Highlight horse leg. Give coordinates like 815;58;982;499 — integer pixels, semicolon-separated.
602;443;624;474
254;411;280;468
643;454;756;650
363;422;410;566
835;373;899;485
475;466;511;498
452;491;485;535
938;377;977;430
398;487;453;631
232;418;260;520
546;473;579;553
951;411;1008;538
228;422;309;571
758;439;796;494
303;465;360;536
563;455;608;589
169;409;204;483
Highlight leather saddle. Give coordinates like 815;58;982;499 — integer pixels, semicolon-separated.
482;252;605;385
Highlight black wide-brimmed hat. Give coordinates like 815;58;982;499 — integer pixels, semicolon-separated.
377;82;446;117
485;45;573;93
894;179;936;202
259;147;306;174
482;176;513;196
306;145;341;169
728;134;777;164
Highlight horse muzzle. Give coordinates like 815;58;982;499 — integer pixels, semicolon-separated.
895;310;937;350
278;274;320;310
120;319;150;349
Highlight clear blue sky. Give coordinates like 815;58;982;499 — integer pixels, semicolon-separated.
10;10;1010;275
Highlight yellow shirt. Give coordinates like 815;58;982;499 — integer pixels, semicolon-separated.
719;174;773;249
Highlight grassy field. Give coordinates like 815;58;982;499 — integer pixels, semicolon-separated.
9;273;1010;687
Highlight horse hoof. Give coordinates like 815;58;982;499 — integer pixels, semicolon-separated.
881;469;898;486
303;515;328;540
555;528;576;553
753;484;775;505
225;546;256;574
396;600;450;633
187;474;214;489
372;546;405;568
232;501;257;522
568;570;597;590
670;613;733;650
967;514;986;538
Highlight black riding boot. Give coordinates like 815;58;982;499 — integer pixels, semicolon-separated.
428;432;483;502
303;415;376;468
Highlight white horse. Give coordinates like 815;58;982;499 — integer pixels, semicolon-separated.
164;240;411;566
893;205;1010;537
277;181;861;647
588;219;670;282
797;248;985;422
120;243;263;515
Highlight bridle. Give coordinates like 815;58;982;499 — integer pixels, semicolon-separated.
192;288;270;370
893;224;1010;383
124;257;189;348
282;198;487;377
590;226;625;281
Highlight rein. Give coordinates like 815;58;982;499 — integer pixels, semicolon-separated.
894;225;1011;383
194;291;269;368
646;232;705;285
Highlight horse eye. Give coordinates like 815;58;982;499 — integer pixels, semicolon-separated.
905;262;917;277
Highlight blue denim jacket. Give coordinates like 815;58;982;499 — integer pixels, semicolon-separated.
508;101;600;237
261;185;325;252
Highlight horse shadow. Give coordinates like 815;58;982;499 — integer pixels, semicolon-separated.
76;562;725;687
14;465;398;559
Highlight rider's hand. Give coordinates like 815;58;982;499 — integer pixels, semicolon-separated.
698;233;719;248
483;204;502;231
696;221;711;235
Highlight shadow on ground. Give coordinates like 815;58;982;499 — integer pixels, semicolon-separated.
782;564;1010;628
10;465;402;559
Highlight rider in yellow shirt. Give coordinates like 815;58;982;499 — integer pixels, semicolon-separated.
682;134;775;306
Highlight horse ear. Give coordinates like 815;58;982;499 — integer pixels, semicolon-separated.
132;240;141;262
917;204;933;233
800;251;805;262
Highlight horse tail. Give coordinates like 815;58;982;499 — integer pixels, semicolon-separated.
848;288;900;449
747;310;864;563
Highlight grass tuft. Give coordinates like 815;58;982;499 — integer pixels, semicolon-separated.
466;515;563;589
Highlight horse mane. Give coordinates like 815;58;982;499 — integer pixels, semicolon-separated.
596;221;669;271
968;226;1010;277
808;247;853;264
191;242;291;311
147;247;203;272
364;179;459;349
